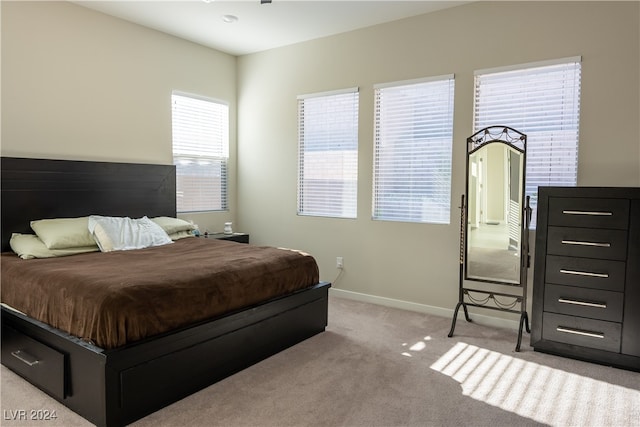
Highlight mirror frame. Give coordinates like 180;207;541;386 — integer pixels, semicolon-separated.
463;126;527;286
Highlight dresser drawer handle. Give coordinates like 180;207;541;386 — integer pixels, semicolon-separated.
561;240;611;248
556;326;604;339
562;210;613;216
559;269;609;278
558;298;607;309
11;350;40;366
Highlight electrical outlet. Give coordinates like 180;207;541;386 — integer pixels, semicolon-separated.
336;257;344;269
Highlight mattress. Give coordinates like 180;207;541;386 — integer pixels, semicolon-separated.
0;238;320;349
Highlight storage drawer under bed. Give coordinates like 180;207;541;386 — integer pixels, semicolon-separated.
1;324;66;399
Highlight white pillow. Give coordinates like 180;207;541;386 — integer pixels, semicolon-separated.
88;216;173;252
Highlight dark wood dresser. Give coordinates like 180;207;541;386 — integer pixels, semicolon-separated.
531;186;640;371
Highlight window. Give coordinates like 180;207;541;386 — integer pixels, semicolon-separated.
297;88;359;218
171;92;229;213
474;58;582;226
372;75;455;224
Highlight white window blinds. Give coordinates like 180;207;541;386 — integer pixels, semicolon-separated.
171;92;229;213
474;58;582;226
373;76;455;224
297;88;359;218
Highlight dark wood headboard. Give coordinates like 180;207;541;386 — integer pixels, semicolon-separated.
1;157;177;251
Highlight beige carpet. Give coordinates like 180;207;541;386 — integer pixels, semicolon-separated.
2;295;639;427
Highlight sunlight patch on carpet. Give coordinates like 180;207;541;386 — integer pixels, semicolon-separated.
429;342;640;426
401;336;432;357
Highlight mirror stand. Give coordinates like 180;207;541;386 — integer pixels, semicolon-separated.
447;126;532;352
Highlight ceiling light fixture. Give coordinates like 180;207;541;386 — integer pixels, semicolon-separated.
261;0;272;4
221;14;239;24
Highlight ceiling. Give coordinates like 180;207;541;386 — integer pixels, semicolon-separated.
72;0;469;56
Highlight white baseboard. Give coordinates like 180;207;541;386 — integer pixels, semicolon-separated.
329;288;521;331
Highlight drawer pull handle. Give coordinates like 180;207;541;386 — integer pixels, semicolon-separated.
561;240;611;248
562;210;612;216
560;269;609;278
558;298;607;309
11;350;40;366
556;326;604;339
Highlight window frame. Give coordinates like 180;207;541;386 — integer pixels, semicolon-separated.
171;91;230;213
372;74;455;224
296;87;360;219
473;57;582;227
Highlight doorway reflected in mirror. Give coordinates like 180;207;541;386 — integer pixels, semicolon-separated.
466;142;523;284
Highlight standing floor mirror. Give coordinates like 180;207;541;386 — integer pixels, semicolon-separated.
448;126;532;351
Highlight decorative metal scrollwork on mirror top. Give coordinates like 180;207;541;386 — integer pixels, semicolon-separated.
448;126;532;352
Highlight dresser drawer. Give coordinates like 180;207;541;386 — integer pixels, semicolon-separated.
542;312;621;352
545;255;626;291
543;284;623;322
1;325;66;399
548;197;629;229
547;226;628;260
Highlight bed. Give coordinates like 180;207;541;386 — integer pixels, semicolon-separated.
0;156;331;427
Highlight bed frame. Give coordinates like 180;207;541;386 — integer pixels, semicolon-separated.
1;157;330;427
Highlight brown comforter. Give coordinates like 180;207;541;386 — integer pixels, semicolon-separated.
1;238;319;349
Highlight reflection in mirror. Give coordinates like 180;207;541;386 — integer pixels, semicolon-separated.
465;142;523;284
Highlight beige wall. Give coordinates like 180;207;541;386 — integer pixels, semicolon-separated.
237;1;640;320
1;1;238;231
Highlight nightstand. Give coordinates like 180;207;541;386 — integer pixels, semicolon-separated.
205;232;249;244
